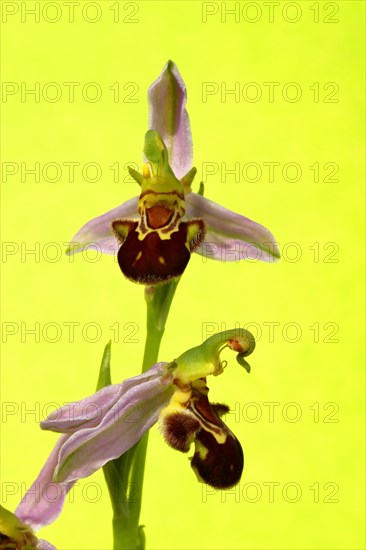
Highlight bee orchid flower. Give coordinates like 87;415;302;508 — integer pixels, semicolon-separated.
67;61;279;285
40;329;255;490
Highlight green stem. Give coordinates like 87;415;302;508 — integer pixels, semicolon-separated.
111;280;179;550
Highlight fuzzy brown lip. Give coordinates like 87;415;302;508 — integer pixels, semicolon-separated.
161;388;244;489
116;222;191;285
189;392;244;489
113;217;205;285
191;424;244;490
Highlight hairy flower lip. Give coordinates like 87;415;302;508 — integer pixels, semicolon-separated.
111;213;206;286
160;380;245;489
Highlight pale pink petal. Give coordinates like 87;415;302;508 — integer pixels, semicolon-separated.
41;385;124;433
148;60;192;179
15;436;74;531
37;539;57;550
66;196;139;255
186;193;280;262
54;365;174;482
42;364;169;433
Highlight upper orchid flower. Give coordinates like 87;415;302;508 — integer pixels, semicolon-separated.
66;61;279;285
40;329;255;490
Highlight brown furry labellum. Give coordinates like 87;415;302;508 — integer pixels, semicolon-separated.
160;389;244;489
113;216;205;285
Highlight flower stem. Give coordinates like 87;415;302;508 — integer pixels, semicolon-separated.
111;280;179;550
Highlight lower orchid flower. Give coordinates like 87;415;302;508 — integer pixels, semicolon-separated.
40;329;255;490
66;61;279;285
0;436;75;549
0;500;58;550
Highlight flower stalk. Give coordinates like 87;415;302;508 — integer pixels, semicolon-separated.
104;280;180;549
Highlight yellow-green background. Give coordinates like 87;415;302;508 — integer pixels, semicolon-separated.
1;1;364;549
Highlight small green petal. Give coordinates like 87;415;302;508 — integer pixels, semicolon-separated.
128;166;144;186
180;167;197;193
96;341;112;391
144;129;165;163
236;353;251;373
197;182;205;196
143;130;175;179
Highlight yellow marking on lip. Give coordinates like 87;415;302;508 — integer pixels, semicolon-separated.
195;440;209;460
139;189;184;200
212;431;227;445
158;256;167;265
132;251;142;267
